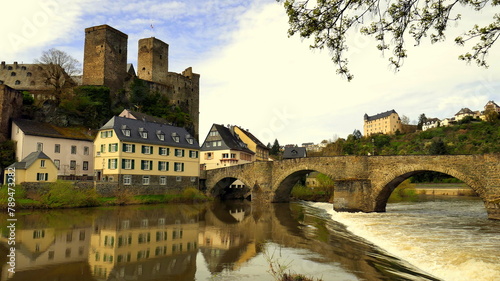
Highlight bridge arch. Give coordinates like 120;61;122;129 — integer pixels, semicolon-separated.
373;163;485;212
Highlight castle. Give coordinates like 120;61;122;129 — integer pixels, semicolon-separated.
0;24;200;140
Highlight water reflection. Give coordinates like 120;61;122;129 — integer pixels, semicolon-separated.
1;201;439;281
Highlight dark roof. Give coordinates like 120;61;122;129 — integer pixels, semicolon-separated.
100;116;199;149
7;151;51;170
201;124;254;154
283;147;307;159
13;119;94;141
235;126;268;150
455;108;474;115
364;110;399;121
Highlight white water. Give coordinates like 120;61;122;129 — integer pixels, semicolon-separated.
312;198;500;281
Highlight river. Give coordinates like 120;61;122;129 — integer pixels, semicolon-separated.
0;196;499;281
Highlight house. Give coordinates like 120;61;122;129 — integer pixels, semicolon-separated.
480;100;500;121
232;126;270;161
282;147;307;159
441;117;456;127
93;116;200;188
11;119;94;178
454;108;479;121
200;124;255;170
363;109;402;136
4;151;58;185
422;118;440;131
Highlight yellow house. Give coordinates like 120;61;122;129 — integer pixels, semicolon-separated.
363;109;402;136
232;126;269;161
4;151;58;185
200;124;255;170
93;116;200;188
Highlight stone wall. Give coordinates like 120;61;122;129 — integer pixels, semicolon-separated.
0;85;23;141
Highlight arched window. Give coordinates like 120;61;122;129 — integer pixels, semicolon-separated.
30;81;35;86
10;72;16;76
15;80;21;85
26;72;32;77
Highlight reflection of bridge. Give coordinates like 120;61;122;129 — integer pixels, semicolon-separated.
204;154;500;220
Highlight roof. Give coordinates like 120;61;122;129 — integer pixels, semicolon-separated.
100;116;199;149
364;110;399;121
455;108;474;115
234;126;268;150
283;147;307;159
13;119;94;141
201;124;255;154
7;151;51;170
119;109;171;125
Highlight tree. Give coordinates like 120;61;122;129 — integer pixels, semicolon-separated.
34;48;81;103
417;113;428;130
429;138;448;155
401;115;410;125
270;139;281;155
278;0;499;80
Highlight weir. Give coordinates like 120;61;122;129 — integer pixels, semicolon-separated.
204;154;500;220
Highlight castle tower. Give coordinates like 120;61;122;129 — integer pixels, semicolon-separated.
82;25;128;93
137;37;169;85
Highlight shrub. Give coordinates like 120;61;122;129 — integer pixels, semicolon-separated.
40;181;99;208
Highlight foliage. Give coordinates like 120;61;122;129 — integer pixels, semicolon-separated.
40;181;99;208
0;185;26;204
0;140;16;183
22;91;34;105
270;139;281;156
60;86;112;128
278;0;499;80
428;138;448;155
388;179;418;202
265;247;323;281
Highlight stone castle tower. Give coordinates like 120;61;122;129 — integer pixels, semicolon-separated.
137;37;169;85
82;25;128;93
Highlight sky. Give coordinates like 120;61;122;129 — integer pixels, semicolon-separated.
1;0;499;145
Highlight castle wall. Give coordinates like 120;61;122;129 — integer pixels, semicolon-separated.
137;37;169;85
83;25;128;93
0;85;23;142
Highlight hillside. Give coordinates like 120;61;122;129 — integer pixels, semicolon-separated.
317;119;500;156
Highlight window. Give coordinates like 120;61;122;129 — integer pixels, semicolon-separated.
142;176;150;185
209;131;218;136
175;149;185;157
171;132;180;142
205;152;213;160
141;145;153;154
141;160;152;171
36;173;48;181
191;177;197;182
174;163;184;172
160;176;167;185
33;230;45;239
55;144;60;153
138;233;151;244
176;176;182;182
11;72;16;76
157;130;165;141
231;153;236;158
108;159;117;169
37;142;43;151
123;143;135;153
100;144;106;153
156;231;167;242
40;160;46;167
109;143;118;152
139;128;148;139
54;160;60;170
71;146;77;154
84;146;90;155
189;150;199;158
122;129;130;136
159;147;169;156
158;161;169;171
123;175;132;185
70;160;76;170
101;131;113;138
26;72;32;77
222;153;229;159
186;135;194;144
122;159;135;170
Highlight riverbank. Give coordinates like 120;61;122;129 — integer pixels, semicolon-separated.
414;183;476;196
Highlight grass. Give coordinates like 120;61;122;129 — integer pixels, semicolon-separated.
1;182;211;209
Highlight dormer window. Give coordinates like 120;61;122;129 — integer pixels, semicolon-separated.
186;134;194;145
139;128;148;139
171;132;180;143
121;125;131;137
156;130;165;141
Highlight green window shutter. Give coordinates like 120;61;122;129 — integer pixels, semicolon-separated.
158;161;161;171
108;144;111;151
182;150;185;157
132;144;136;153
166;162;169;171
122;159;125;169
150;161;153;169
108;159;110;169
131;160;135;169
167;148;170;155
141;160;145;170
181;163;184;171
150;146;153;154
122;143;126;152
45;173;48;180
141;145;145;153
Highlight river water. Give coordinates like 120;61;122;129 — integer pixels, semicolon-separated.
0;196;499;281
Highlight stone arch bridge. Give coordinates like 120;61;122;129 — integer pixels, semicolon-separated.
203;154;500;220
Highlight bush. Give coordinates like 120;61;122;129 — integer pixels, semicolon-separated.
388;179;418;202
40;181;99;208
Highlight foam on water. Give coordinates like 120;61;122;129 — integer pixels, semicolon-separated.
311;201;500;281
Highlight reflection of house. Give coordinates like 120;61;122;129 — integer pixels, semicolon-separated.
3;151;57;184
93;115;200;187
11;119;94;177
305;172;320;187
200;124;255;170
0;227;91;279
363;109;402;136
89;211;199;280
422;118;440;131
283;147;307;159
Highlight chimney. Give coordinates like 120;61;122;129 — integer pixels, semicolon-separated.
1;61;5;69
14;62;18;69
